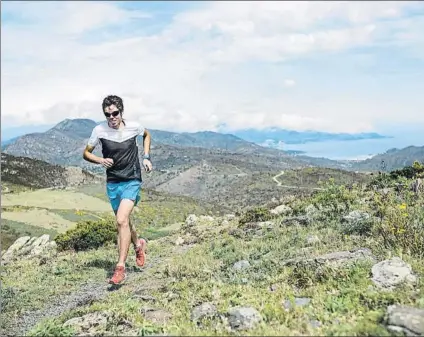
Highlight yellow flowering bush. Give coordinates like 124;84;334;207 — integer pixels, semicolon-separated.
371;190;424;257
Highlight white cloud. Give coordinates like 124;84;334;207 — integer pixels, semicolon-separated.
1;1;424;133
284;79;296;87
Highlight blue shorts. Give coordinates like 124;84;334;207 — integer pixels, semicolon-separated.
106;179;142;213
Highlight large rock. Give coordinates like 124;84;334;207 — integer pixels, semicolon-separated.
385;305;424;336
2;235;57;265
227;307;262;330
2;236;31;262
283;248;376;268
371;257;418;291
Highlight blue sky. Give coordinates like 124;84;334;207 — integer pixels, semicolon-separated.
2;1;424;135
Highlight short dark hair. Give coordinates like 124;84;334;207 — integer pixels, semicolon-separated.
102;95;124;112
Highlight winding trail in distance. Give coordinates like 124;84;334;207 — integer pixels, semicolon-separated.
272;170;324;190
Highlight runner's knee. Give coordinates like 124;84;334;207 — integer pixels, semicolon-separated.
116;215;129;228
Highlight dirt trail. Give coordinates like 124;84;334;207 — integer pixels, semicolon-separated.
272;170;324;190
3;255;163;337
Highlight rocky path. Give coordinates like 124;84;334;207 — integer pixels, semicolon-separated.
3;256;162;337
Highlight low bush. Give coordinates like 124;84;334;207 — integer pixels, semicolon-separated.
55;218;117;252
238;206;272;225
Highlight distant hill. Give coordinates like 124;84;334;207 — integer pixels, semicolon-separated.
231;127;390;145
1;153;102;191
1;136;19;148
150;129;261;153
3;118;333;172
2;119;104;172
349;145;424;171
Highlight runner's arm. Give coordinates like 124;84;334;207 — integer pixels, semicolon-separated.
142;129;151;157
83;145;103;164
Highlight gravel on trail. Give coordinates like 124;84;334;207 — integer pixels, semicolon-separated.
2;259;161;337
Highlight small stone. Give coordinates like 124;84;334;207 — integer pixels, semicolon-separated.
185;214;198;227
283;297;311;310
227;307;262;330
371;257;418;291
306;235;320;246
270;205;292;215
175;237;185;246
191;302;217;321
343;210;370;223
305;204;319;218
166;292;179;300
224;214;236;221
233;260;250;271
269;284;278;292
309;319;321;328
134;294;156;302
144;309;173;324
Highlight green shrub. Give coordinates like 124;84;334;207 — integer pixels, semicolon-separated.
238;207;272;225
55;218;117;252
340;216;375;236
309;179;358;217
27;319;75;337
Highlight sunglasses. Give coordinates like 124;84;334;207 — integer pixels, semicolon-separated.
104;110;120;118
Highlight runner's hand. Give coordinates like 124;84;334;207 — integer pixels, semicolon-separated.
100;158;114;168
143;159;153;173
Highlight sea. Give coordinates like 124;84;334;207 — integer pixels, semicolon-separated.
283;131;424;161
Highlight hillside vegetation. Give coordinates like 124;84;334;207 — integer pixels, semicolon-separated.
1;153;102;190
150;165;371;211
351;145;424;172
2;163;423;336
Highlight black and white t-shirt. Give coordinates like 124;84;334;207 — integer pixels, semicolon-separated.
87;121;145;182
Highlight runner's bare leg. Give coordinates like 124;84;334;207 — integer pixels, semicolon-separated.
116;199;136;266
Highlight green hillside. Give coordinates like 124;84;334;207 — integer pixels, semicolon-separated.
2;167;423;336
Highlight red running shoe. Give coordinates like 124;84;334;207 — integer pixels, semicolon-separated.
135;238;147;267
109;265;127;285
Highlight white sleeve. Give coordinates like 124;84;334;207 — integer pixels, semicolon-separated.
87;127;99;147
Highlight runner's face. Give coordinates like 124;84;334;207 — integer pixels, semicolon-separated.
104;104;122;128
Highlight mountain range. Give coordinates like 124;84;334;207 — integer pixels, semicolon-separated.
2;121;389;146
229;127;390;146
3;118;423;173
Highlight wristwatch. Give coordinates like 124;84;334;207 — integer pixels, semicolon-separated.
143;154;151;160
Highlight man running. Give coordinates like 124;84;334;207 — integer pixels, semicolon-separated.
83;95;153;285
